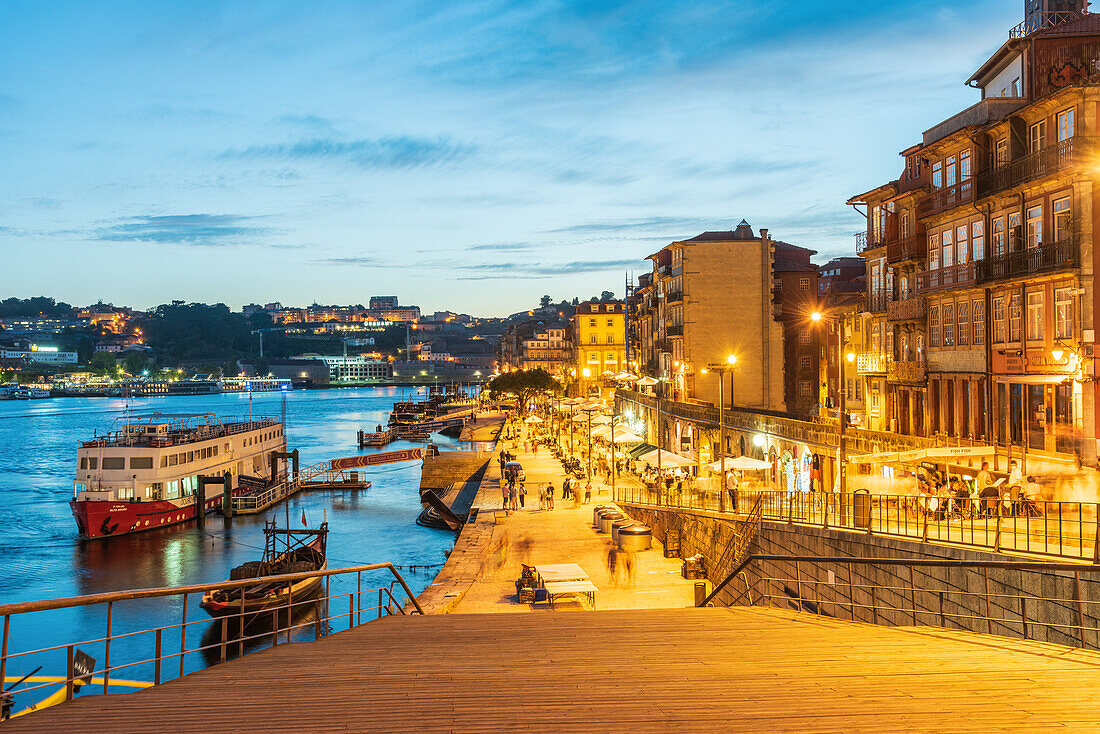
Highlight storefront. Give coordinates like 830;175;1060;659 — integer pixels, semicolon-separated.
992;351;1081;458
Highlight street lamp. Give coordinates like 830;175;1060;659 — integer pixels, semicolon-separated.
701;354;738;512
811;310;852;511
581;404;600;481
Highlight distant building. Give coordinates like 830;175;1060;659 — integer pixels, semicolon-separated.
369;296;400;309
1;346;78;364
817;257;866;299
773;240;821;417
290;355;392;382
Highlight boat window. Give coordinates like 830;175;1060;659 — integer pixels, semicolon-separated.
80;457;88;469
214;445;219;456
169;454;178;467
87;458;98;470
166;480;180;500
117;486;134;501
182;475;196;497
130;457;153;470
161;456;168;468
102;457;125;470
187;451;194;463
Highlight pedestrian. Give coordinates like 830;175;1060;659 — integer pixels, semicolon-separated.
533;442;539;458
621;549;636;586
562;476;571;500
508;481;518;510
606;543;619;585
501;479;509;510
538;483;547;510
584;480;592;504
524;439;529;453
518;482;527;509
546;483;555;510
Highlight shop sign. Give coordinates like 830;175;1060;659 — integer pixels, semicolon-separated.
993;350;1073;375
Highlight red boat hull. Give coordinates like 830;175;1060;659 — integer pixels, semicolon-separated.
71;495;225;539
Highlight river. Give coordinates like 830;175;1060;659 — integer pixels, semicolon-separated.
0;386;465;699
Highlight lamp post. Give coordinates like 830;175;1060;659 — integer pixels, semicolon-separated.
581;404;599;481
701;354;738;513
811;311;852;518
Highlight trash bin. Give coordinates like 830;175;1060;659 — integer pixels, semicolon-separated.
694;580;712;607
597;511;625;533
852;489;872;530
593;505;614;527
617;524;652;552
681;554;706;580
611;518;634;544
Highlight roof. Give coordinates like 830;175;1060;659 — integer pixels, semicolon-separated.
773;257;818;274
681;219;758;242
846;182;897;206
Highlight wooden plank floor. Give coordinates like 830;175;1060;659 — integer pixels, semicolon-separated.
10;607;1100;733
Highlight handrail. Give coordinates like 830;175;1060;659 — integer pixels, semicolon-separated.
0;562;423;617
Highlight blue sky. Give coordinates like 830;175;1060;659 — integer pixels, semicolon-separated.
0;0;1021;315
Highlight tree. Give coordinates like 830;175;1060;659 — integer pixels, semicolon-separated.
253;356;270;376
600;290;614;302
488;369;561;413
123;352;148;376
539;295;552;309
89;351;118;376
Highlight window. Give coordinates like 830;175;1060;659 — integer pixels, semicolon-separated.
589;318;596;327
1008;212;1022;252
928;233;940;269
799;329;810;345
930;306;940;347
956;224;969;264
943;303;955;347
589;334;597;344
992;217;1005;256
900;211;911;238
800;277;811;291
1026;205;1043;248
799;355;811;370
1057;108;1075;142
130;457;153;470
1029;120;1046;154
800;380;812;397
957;301;969;346
1026;291;1044;340
945;155;957;187
932;161;943;189
993;298;1006;343
995;138;1008;167
1009;293;1022;342
1053;197;1071;242
160;456;168;467
973;299;985;345
972;219;985;261
587;352;597;362
941;228;954;268
605;334;614;344
960;150;971;181
1055;287;1073;339
854;379;862;400
169;454;179;467
606;318;614;327
102;457;125;470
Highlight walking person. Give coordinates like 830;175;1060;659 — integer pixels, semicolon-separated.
562;476;571;500
606;543;619;586
518;481;527;509
508;481;518;510
546;483;555;510
584;480;592;504
621;549;636;586
501;479;509;510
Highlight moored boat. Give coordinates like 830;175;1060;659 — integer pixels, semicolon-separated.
70;413;288;539
199;521;328;617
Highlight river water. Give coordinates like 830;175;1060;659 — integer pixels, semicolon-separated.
0;386;465;701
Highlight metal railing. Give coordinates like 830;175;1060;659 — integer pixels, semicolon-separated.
700;554;1100;650
916;262;976;292
0;563;422;712
1008;10;1084;39
978;137;1097;198
865;292;886;313
613;485;1100;562
885;295;926;322
886;233;926;264
918;179;974;218
975;235;1080;284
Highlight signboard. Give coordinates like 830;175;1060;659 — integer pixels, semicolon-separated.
73;649;96;687
1033;37;1100;98
330;448;424;472
992;350;1074;376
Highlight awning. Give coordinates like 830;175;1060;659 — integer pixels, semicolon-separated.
850;445;997;464
638;449;695;467
628;443;657;459
609;428;644;443
994;374;1073;385
591;425;612;438
706;455;772;472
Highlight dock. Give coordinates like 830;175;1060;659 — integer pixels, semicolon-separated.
11;606;1100;733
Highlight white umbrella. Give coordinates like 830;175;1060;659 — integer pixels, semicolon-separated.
635;376;658;387
610;427;643;443
589;415;611;425
706;455;771;472
638;449;694;467
619;373;639;382
523;415;543;424
591;425;612;438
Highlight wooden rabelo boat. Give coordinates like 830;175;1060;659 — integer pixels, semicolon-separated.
200;520;328;618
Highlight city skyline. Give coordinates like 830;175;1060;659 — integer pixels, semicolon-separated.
1;0;1020;315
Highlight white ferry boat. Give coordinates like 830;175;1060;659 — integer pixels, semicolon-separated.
71;413;287;539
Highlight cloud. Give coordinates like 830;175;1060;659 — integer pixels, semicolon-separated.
94;214;272;246
275;114;341;134
465;242;540;252
219;136;476;170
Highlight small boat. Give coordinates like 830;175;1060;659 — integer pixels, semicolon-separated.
12;387;50;399
200;520;328;618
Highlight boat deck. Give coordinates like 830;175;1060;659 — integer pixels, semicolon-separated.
10;606;1100;733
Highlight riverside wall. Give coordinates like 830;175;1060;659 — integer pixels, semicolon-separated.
623;503;1100;650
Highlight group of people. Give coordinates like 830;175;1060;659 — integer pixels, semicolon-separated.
916;460;1044;519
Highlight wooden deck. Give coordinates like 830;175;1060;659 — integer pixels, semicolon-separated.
10;606;1100;733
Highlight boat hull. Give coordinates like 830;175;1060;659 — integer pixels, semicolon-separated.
199;570;326;617
70;494;225;539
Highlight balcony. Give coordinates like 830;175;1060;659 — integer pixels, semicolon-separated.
856;352;888;375
865;292;886;313
916;263;976;293
666;291;683;304
886;233;926;264
666;325;683;337
888;360;927;384
1008;10;1082;39
918;179;974;218
886;296;927;322
855;231;886;254
975;235;1080;285
977;136;1098;199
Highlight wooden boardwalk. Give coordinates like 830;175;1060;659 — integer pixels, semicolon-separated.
11;606;1100;733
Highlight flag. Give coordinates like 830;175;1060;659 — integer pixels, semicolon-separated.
301;509;308;527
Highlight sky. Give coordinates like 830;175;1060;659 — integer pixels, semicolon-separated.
0;0;1024;316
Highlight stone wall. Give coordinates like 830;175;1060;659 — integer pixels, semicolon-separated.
623;503;1100;650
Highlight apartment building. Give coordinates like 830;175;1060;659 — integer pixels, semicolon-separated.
630;222;787;412
498;320;572;375
572;301;626;392
847;2;1100;465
